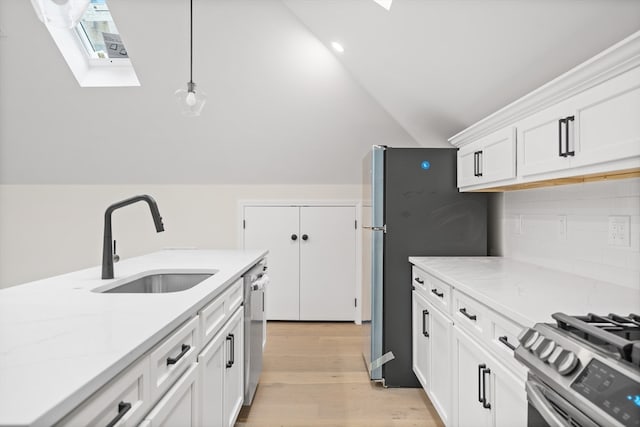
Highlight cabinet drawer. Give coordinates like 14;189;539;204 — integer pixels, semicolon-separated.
411;267;429;293
488;311;528;379
423;273;452;315
199;279;243;349
56;356;150;427
452;290;489;338
225;278;243;317
149;316;199;401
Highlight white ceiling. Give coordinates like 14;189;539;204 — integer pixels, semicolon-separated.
0;0;638;184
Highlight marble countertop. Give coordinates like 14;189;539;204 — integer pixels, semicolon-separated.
0;249;267;427
408;256;640;327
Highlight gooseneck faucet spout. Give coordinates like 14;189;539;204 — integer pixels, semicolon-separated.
102;195;165;279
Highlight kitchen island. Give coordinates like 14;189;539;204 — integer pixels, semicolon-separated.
0;249;267;427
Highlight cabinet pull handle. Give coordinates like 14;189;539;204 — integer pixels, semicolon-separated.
473;151;478;177
226;333;235;368
565;116;575;156
302;234;309;241
431;288;444;298
459;307;477;321
499;335;516;351
482;367;492;409
105;401;132;427
477;151;483;177
291;234;298;241
558;118;564;157
422;309;429;337
166;344;190;366
477;364;485;403
414;277;424;285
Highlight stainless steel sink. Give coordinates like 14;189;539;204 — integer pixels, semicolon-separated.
98;272;215;293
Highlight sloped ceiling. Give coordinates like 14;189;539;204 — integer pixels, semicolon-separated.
0;0;638;185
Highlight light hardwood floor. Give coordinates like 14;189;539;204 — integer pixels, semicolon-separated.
236;322;445;427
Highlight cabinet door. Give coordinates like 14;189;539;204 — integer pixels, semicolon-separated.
141;363;199;427
453;327;492;427
572;66;640;168
517;100;575;177
244;206;300;320
458;127;516;189
223;308;244;427
492;360;527;427
429;303;453;426
299;206;356;321
412;291;430;391
198;327;226;427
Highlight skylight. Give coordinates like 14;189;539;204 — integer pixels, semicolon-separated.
34;0;139;87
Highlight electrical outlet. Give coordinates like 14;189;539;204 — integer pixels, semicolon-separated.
558;215;567;241
608;215;630;247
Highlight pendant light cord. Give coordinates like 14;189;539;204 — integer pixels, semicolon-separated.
189;0;193;83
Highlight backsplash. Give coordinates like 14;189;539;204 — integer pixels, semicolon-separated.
502;177;639;289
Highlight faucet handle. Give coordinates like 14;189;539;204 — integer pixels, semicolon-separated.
113;240;120;263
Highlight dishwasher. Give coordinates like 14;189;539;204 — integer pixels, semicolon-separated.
243;260;268;406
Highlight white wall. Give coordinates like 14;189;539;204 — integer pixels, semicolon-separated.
0;184;359;288
501;178;640;289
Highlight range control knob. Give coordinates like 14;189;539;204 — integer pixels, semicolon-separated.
518;328;540;350
530;336;548;354
535;339;556;361
551;349;579;376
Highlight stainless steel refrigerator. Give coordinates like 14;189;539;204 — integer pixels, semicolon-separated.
362;146;487;387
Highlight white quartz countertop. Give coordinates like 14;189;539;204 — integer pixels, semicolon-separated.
408;256;640;327
0;249;267;427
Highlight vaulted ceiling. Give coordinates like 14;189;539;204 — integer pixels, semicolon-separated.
0;0;638;184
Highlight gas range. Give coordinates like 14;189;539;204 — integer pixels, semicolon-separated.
515;313;640;427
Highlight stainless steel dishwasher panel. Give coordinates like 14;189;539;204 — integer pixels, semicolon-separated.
243;261;267;406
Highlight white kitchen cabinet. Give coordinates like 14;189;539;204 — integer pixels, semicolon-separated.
452;326;526;427
412;290;430;390
139;363;199;427
243;205;356;321
457;127;516;190
198;307;244;427
451;32;640;191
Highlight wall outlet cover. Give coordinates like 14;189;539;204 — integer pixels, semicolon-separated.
608;215;630;247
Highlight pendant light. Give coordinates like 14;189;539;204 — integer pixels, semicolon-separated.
30;0;90;29
175;0;206;116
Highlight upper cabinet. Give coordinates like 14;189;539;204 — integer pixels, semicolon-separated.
451;31;640;192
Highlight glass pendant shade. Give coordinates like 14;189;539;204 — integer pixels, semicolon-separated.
175;82;207;117
31;0;90;29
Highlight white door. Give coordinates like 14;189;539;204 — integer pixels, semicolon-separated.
198;327;226;427
244;206;300;320
140;363;199;427
429;303;453;426
412;291;430;391
453;327;492;427
223;309;244;427
299;206;356;321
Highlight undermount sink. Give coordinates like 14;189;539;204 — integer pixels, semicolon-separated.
97;271;216;294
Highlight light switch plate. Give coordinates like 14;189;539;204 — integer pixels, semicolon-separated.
608;215;630;247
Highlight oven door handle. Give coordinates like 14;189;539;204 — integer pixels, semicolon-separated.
526;380;571;427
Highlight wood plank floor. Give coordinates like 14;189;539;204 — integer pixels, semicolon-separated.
236;322;445;427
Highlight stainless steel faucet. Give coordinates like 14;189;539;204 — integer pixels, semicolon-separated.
102;195;165;279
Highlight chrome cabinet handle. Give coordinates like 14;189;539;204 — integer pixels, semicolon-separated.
526;380;572;427
422;309;429;337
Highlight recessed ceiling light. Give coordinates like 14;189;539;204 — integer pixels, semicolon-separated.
331;42;345;53
373;0;393;11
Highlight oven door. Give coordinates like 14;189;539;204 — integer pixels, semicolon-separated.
526;377;599;427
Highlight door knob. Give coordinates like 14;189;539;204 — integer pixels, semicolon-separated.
302;234;309;241
291;234;298;241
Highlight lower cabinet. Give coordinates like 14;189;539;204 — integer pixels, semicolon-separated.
452;326;526;427
412;290;452;425
138;363;199;427
198;306;244;427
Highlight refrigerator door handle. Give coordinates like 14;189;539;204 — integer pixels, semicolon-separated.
363;225;387;233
